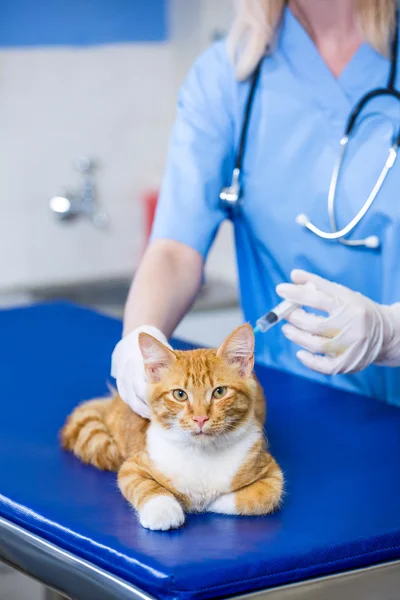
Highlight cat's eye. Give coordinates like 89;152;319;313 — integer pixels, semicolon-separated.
212;386;228;399
172;389;188;401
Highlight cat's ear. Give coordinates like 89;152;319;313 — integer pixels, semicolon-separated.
217;324;254;378
138;333;176;383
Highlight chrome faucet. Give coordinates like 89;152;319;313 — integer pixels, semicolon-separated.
49;157;108;227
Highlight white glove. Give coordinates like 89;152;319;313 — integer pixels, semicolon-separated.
111;325;171;419
276;270;400;375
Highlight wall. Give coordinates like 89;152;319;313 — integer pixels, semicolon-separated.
0;0;237;292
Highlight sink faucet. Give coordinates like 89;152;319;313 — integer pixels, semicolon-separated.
49;157;108;228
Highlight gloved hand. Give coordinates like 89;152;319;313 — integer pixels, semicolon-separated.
276;270;400;375
111;325;171;419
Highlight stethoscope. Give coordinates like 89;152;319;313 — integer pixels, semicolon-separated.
219;12;400;249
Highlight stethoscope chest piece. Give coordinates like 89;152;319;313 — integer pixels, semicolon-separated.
219;167;242;214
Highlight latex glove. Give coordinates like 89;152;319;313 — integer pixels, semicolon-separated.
111;325;171;419
276;270;400;375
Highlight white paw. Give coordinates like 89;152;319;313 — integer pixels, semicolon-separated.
139;495;185;531
208;493;236;515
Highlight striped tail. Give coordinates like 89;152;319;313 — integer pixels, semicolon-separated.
60;398;123;471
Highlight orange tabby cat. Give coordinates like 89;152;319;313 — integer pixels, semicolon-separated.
61;324;283;530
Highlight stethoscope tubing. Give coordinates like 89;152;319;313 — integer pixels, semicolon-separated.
220;10;400;249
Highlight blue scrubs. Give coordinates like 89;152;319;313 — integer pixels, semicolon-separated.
151;7;400;405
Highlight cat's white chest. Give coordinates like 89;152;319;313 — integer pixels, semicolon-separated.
146;424;258;512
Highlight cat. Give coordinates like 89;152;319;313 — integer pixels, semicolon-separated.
60;324;284;531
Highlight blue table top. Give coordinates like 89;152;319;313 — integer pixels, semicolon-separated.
1;303;400;600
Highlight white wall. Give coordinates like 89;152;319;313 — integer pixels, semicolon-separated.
0;1;236;292
0;44;175;289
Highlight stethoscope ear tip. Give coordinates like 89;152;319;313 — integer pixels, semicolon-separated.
295;213;309;227
364;235;380;249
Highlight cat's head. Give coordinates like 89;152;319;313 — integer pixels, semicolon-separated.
138;324;257;444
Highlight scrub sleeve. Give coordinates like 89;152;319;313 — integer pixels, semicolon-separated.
150;42;235;259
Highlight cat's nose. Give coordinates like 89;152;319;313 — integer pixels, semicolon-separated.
193;416;209;430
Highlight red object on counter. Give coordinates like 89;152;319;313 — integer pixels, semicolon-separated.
142;190;159;245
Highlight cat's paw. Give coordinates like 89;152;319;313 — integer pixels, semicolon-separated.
139;495;185;531
208;493;237;515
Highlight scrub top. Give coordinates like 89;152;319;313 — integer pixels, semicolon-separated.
151;6;400;406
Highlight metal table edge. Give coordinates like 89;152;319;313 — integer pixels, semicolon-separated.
0;516;156;600
232;558;400;600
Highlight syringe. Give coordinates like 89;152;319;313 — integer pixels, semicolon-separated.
254;300;299;334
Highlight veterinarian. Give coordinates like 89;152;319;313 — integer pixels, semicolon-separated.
112;0;400;417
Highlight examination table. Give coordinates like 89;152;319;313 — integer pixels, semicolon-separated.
0;303;399;600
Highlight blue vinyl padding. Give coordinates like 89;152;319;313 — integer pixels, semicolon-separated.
0;303;399;599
